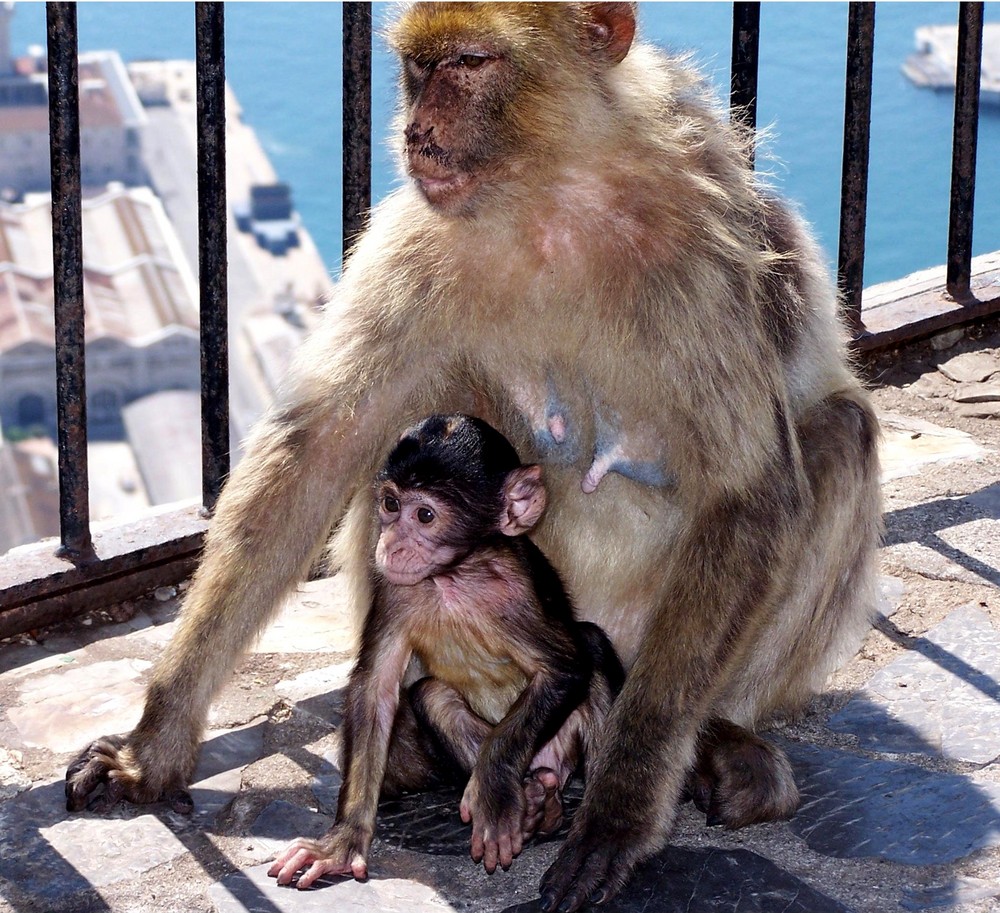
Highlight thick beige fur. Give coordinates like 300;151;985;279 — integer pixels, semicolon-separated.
66;3;880;903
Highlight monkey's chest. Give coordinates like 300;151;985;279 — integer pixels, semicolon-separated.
505;371;675;493
413;630;529;725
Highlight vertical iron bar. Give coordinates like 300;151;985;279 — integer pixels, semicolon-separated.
946;2;983;298
196;2;229;511
837;2;876;338
46;2;94;562
730;2;760;168
343;2;372;262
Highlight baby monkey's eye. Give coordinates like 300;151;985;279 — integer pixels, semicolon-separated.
459;54;488;68
383;495;400;513
417;507;435;524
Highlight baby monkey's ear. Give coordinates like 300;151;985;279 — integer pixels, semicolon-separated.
499;465;547;536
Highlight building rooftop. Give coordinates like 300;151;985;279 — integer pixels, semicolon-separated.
0;50;147;134
0;183;197;354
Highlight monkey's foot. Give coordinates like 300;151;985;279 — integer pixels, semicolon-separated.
64;735;193;814
688;721;799;828
522;767;564;839
539;822;651;913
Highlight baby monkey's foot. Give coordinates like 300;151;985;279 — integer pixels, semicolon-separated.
522;767;564;839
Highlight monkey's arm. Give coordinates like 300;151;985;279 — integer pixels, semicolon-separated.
539;468;802;912
64;264;453;814
461;648;591;874
269;616;412;888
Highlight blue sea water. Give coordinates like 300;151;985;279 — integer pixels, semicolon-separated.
10;2;1000;286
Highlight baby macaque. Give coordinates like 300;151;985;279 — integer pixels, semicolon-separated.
268;414;624;888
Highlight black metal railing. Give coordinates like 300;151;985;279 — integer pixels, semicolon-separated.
46;3;94;565
947;2;984;298
196;1;230;512
1;1;997;637
838;3;876;340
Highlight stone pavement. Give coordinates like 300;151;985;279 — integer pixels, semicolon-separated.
4;332;1000;913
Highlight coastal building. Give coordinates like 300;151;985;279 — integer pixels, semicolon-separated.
0;183;200;439
122;390;200;505
0;426;58;555
0;5;148;195
0;418;151;554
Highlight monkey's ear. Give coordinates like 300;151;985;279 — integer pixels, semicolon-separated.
580;2;637;66
499;465;547;536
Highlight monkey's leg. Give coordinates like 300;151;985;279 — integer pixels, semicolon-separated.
524;638;622;839
379;682;476;796
408;677;492;772
540;478;808;910
409;678;569;842
685;718;798;828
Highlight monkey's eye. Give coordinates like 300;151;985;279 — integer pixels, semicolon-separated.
383;495;400;513
458;54;489;69
417;507;435;524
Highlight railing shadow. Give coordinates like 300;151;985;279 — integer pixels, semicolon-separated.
883;480;1000;588
3;683;1000;912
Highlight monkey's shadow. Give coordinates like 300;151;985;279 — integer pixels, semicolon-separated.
258;696;1000;912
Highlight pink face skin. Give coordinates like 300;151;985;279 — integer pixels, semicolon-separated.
374;485;460;586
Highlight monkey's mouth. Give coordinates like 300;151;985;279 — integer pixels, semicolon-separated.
411;170;473;207
380;567;431;586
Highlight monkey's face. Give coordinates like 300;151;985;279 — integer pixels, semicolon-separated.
374;484;464;585
388;3;621;217
397;46;520;215
386;3;641;218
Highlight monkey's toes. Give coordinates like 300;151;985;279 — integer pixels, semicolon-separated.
522;767;563;839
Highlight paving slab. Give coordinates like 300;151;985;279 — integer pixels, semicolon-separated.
829;604;1000;763
6;658;150;752
900;877;1000;911
0;722;265;910
785;740;1000;864
936;351;1000;384
878;412;987;481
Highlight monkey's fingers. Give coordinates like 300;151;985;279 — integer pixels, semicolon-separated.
64;736;138;812
482;832;500;874
296;852;366;890
497;830;517;871
268;842;325;885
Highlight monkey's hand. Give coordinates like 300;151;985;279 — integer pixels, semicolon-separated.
539;810;657;913
65;735;194;814
460;773;527;874
267;824;372;889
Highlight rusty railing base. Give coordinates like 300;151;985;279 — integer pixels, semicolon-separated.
858;250;1000;352
0;502;206;640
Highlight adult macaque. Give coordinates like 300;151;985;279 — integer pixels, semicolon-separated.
66;3;881;909
268;414;624;887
